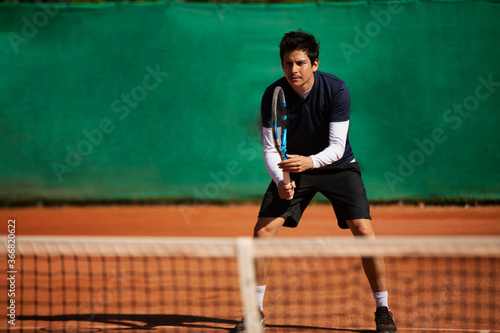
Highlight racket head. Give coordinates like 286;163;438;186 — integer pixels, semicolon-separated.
272;86;288;162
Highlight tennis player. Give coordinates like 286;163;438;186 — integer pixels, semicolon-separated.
234;30;398;333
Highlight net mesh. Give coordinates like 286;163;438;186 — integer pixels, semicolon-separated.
1;236;500;332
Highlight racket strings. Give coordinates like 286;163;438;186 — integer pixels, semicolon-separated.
277;90;288;160
272;86;288;161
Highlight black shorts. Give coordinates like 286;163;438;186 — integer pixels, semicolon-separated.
258;162;371;229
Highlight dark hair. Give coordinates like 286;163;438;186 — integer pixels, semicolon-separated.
279;29;320;64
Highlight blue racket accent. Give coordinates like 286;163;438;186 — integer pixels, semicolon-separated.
272;86;288;161
272;86;291;186
282;116;288;160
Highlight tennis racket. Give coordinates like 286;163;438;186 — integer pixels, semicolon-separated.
271;86;290;185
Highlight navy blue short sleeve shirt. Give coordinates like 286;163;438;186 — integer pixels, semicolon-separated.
261;71;355;169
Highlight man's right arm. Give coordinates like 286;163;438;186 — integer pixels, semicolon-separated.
262;127;284;186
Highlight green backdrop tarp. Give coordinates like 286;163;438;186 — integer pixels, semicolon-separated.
1;0;499;202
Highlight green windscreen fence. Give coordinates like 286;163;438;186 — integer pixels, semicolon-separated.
1;0;499;202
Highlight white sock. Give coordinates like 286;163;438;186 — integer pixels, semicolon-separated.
256;285;266;311
373;291;389;309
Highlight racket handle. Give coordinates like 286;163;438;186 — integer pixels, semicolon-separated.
282;171;290;185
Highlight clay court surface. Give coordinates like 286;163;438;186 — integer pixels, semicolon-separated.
3;204;500;237
1;204;499;332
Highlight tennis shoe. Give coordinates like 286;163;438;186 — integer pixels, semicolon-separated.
375;306;398;333
233;310;265;332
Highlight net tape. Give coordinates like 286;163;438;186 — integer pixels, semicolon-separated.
8;236;500;257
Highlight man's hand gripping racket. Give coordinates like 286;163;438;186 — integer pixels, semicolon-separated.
272;86;295;200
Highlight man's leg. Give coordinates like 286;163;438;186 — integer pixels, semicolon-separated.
254;217;285;286
233;217;285;332
347;219;397;333
346;219;386;292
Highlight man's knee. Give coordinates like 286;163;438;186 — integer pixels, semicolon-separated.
254;227;271;238
347;219;375;237
253;217;285;238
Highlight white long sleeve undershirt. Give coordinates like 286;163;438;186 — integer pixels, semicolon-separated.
262;127;284;186
262;121;351;186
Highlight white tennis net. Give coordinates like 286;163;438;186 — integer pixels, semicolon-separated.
1;236;499;332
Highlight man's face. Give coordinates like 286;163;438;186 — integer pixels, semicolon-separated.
282;49;319;93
